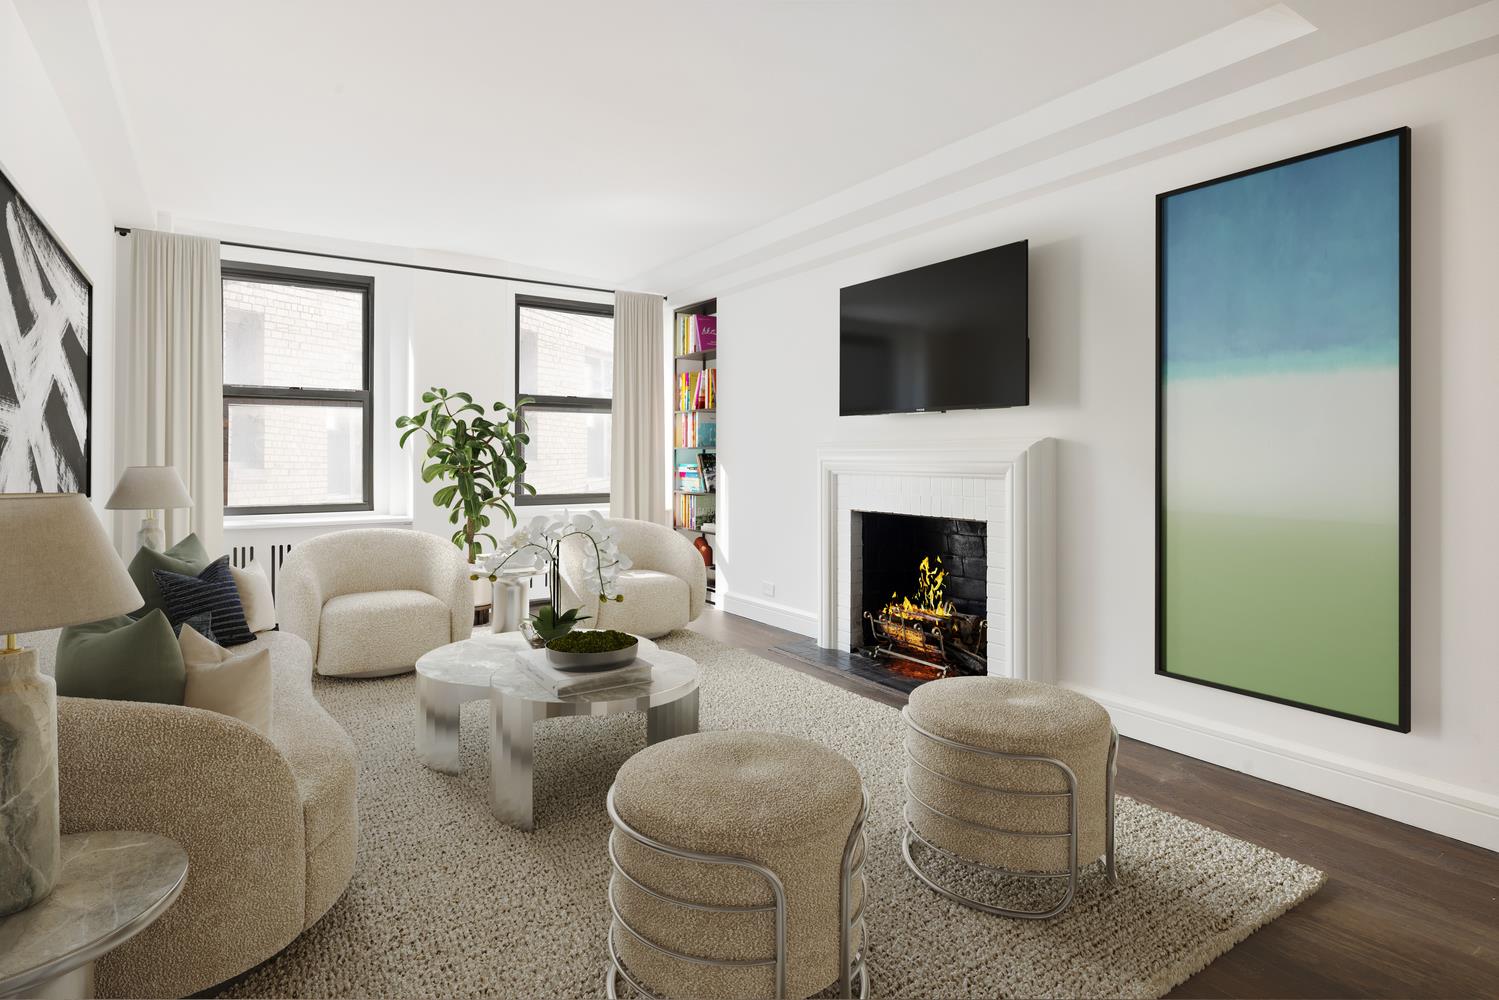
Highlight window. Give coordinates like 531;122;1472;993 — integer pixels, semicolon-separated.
514;295;613;505
222;262;373;514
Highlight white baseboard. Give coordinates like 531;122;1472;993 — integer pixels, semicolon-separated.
720;592;819;638
703;599;1499;851
1070;684;1499;852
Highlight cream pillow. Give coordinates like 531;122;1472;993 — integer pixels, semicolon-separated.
179;625;273;735
230;559;277;633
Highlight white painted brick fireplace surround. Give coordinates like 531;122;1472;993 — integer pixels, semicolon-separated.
817;439;1055;680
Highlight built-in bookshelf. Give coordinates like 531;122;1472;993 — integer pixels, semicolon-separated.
673;298;718;605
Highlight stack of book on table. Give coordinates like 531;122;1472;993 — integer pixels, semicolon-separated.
519;649;653;697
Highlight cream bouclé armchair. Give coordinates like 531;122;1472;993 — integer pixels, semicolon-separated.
278;528;473;677
558;518;706;638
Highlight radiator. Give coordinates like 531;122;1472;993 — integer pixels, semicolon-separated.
230;543;295;599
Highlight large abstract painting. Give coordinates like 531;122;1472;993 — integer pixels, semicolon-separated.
0;166;91;494
1156;128;1410;731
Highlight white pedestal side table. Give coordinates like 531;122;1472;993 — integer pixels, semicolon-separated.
415;631;701;829
0;831;187;1000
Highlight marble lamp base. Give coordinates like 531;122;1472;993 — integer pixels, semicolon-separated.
0;646;60;916
135;514;164;552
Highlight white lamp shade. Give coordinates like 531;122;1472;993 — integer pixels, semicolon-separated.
0;493;143;634
105;466;192;511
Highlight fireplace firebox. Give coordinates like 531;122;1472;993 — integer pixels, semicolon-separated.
855;512;988;682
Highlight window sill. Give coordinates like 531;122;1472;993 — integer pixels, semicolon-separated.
224;511;414;531
515;497;612;508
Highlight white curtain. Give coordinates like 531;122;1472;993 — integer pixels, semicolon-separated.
116;230;223;555
610;290;667;523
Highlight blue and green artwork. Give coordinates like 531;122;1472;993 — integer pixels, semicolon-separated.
1157;129;1409;731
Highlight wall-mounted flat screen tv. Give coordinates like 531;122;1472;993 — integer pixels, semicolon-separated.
839;240;1028;416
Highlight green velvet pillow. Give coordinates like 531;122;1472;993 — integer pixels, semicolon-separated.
127;533;211;615
55;609;186;705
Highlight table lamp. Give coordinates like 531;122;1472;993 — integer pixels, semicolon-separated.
105;465;192;551
0;493;142;916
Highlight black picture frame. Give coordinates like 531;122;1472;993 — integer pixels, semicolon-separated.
0;164;94;496
1154;126;1411;733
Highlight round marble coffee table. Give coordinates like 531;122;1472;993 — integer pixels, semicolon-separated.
0;831;187;999
415;631;700;830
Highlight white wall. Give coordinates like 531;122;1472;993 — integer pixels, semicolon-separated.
1;0;117;525
215;243;614;588
697;54;1499;848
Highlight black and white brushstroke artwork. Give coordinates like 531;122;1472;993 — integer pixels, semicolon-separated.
0;167;91;494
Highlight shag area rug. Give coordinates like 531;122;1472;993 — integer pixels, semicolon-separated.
214;631;1323;999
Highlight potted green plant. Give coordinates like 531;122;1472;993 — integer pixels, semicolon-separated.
395;387;533;565
528;605;591;643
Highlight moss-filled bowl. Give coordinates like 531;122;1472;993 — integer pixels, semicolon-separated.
544;629;639;671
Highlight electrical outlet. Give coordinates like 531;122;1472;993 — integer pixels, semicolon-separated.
761;581;775;598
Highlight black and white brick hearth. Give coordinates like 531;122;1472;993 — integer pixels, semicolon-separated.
815;440;1056;685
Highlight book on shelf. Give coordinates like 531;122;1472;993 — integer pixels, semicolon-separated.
674;450;716;494
676;313;718;354
674;492;717;530
676;456;704;492
673;410;717;447
676;368;717;411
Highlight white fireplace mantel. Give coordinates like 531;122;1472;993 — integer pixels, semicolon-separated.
816;438;1055;681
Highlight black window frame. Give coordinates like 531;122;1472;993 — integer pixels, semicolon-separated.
513;294;614;506
222;260;375;516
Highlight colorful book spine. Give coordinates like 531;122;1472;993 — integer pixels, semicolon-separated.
677;313;719;355
676;456;704;492
675;368;718;411
674;493;718;530
673;407;717;447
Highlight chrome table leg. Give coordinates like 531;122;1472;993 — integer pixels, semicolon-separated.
490;696;544;830
416;674;463;774
646;686;699;745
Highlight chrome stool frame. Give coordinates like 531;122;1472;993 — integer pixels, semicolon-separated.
605;784;871;1000
901;706;1118;919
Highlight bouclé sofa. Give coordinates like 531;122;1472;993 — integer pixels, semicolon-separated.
56;629;357;999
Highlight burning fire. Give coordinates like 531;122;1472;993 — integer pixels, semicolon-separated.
880;556;954;622
865;553;985;682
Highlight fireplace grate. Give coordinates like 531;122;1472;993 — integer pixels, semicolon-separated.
861;609;988;680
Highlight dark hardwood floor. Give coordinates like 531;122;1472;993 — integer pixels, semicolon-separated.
687;607;1499;999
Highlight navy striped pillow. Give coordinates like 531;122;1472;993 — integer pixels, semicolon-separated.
153;556;257;647
131;608;216;643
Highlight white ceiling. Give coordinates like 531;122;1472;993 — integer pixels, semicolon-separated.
13;0;1493;290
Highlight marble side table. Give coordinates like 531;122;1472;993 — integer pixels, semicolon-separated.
0;831;187;1000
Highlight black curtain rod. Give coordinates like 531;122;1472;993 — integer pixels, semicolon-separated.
112;226;665;300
